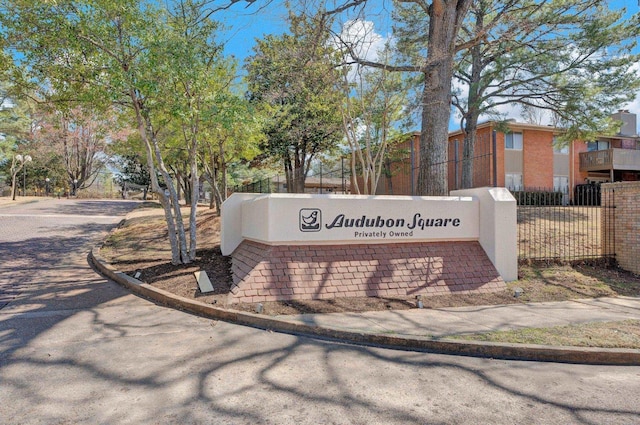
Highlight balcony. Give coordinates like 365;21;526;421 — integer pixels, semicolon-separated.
579;148;640;172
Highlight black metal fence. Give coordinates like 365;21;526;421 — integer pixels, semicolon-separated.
231;177;275;194
227;138;618;263
230;164;351;195
375;131;496;195
514;187;615;262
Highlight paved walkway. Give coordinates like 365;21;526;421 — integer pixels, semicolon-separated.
4;197;640;424
278;296;640;339
7;197;638;363
92;247;640;364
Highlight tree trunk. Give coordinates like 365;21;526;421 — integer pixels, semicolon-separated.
131;93;185;265
204;144;222;212
284;154;295;193
213;165;223;214
142;146;181;263
293;147;305;193
294;163;305;193
10;171;18;201
416;0;472;196
350;153;360;194
462;113;479;189
461;6;484;189
219;140;228;202
176;172;182;203
157;162;189;265
212;180;223;215
188;134;198;261
416;64;453;196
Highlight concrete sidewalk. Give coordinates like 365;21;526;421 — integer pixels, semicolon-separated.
90;248;640;365
277;297;640;338
0;196;40;206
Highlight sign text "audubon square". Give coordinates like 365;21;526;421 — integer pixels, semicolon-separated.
325;213;461;231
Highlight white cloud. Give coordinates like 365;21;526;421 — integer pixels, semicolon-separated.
332;19;390;82
339;19;386;62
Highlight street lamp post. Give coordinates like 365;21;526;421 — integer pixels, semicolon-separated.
73;179;78;196
45;178;50;197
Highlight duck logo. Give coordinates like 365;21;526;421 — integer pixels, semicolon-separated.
299;208;321;232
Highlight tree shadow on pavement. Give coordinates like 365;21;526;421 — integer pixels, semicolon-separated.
1;206;638;424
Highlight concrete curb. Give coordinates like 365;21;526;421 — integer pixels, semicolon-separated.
89;248;640;366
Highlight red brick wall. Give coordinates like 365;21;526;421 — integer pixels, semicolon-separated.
447;126;499;190
230;240;506;304
523;129;554;188
356;125;598;195
571;140;589;188
494;130;505;187
601;182;640;275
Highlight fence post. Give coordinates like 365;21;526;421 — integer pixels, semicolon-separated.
410;139;415;196
454;139;459;190
341;157;345;194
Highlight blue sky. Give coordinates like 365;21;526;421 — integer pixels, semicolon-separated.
219;0;640;133
218;1;289;63
221;1;639;60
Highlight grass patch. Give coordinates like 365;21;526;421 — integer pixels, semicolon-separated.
517;206;603;260
449;320;640;349
99;202;640;348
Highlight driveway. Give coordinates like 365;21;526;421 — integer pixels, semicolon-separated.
1;198;639;424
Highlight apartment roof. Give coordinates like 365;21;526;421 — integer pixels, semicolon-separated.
447;120;560;138
446;120;639;141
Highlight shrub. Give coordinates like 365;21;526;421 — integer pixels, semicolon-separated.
511;190;564;206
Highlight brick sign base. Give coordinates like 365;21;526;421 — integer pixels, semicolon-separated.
229;240;506;304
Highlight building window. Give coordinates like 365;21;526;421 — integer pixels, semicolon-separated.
587;140;610;152
553;137;569;154
505;132;523;150
505;173;523;190
553;176;569;193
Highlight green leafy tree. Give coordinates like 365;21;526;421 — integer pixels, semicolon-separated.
153;0;234;258
0;93;35;198
1;0;251;264
245;12;343;193
200;88;263;213
452;0;640;188
113;154;151;199
32;105;128;192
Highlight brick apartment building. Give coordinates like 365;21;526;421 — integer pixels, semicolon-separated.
373;110;640;200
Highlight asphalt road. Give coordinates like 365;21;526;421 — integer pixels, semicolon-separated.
1;198;639;425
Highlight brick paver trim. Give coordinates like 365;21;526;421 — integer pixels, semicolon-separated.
230;240;506;303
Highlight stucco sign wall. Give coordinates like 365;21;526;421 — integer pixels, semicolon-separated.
239;194;478;246
221;188;517;282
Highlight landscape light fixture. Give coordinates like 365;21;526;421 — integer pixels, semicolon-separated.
11;154;32;200
17;154;32;196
